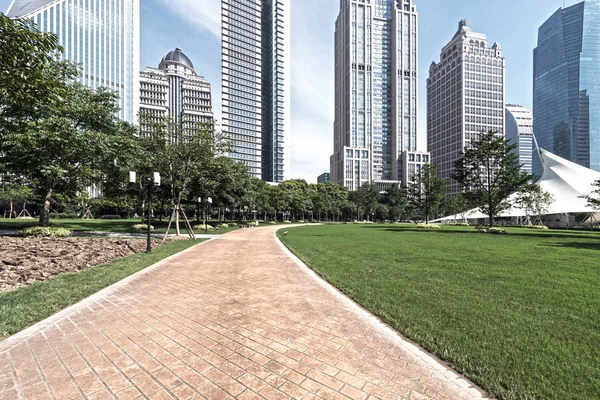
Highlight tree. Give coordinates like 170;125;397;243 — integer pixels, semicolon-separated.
445;191;473;224
349;182;380;221
2;83;141;226
408;164;447;224
146;116;219;236
0;178;34;219
581;179;600;210
0;15;78;135
382;184;410;222
517;185;555;226
454;130;532;227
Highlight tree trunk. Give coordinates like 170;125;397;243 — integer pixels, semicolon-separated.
9;201;14;219
39;188;53;227
140;199;146;223
175;207;181;236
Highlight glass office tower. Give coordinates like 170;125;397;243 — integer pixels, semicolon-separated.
533;0;600;175
221;0;291;183
330;0;419;190
6;0;140;123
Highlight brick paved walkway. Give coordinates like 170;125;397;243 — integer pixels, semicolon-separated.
0;226;490;399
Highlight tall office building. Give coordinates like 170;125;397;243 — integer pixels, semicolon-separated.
221;0;291;183
427;20;505;194
139;48;213;137
330;0;419;191
6;0;140;124
533;0;600;176
505;104;534;178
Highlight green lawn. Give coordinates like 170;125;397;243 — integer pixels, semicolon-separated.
278;224;600;400
0;218;241;235
0;239;203;338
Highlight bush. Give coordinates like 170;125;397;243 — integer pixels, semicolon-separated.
132;224;154;232
19;227;72;238
488;227;507;235
297;220;305;223
283;220;292;224
219;223;229;228
258;220;265;223
417;223;441;229
193;224;214;231
101;215;121;220
527;225;549;230
364;221;375;224
49;212;79;219
269;221;277;225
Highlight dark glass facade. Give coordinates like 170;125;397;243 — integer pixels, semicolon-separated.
533;1;600;175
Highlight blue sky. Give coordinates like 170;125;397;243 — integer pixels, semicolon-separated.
1;0;583;182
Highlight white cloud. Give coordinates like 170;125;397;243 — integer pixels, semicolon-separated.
157;0;220;38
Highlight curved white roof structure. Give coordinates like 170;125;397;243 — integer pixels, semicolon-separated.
437;148;600;221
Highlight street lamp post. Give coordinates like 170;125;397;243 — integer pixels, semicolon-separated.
130;171;161;254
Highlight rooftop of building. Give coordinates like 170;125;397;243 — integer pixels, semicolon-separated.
159;48;195;72
6;0;54;18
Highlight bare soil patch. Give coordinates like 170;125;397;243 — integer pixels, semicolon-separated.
0;237;163;292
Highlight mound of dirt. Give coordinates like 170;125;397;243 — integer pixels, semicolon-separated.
0;237;162;293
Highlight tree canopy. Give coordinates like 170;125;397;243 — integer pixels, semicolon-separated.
454;130;532;227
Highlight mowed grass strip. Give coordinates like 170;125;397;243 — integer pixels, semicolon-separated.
279;224;600;400
0;239;203;337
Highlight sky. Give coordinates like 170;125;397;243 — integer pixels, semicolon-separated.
1;0;585;182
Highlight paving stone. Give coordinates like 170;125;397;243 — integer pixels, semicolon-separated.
0;227;490;399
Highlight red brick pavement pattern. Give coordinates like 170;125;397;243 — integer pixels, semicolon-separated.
0;226;491;399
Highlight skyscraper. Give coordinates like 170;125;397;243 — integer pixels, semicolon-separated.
505;104;534;178
221;0;291;183
330;0;419;191
427;20;505;194
533;0;600;176
139;48;213;137
6;0;140;124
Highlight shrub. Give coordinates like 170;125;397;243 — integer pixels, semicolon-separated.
297;220;305;223
527;225;549;230
19;227;72;238
132;224;154;232
258;220;265;223
101;215;121;220
49;212;79;219
283;220;292;224
364;221;375;224
219;223;229;228
417;223;441;229
269;221;277;225
488;227;507;235
193;224;214;231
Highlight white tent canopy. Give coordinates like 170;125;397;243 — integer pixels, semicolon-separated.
436;149;600;222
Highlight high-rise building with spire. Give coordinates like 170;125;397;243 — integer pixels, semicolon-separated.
427;20;505;194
